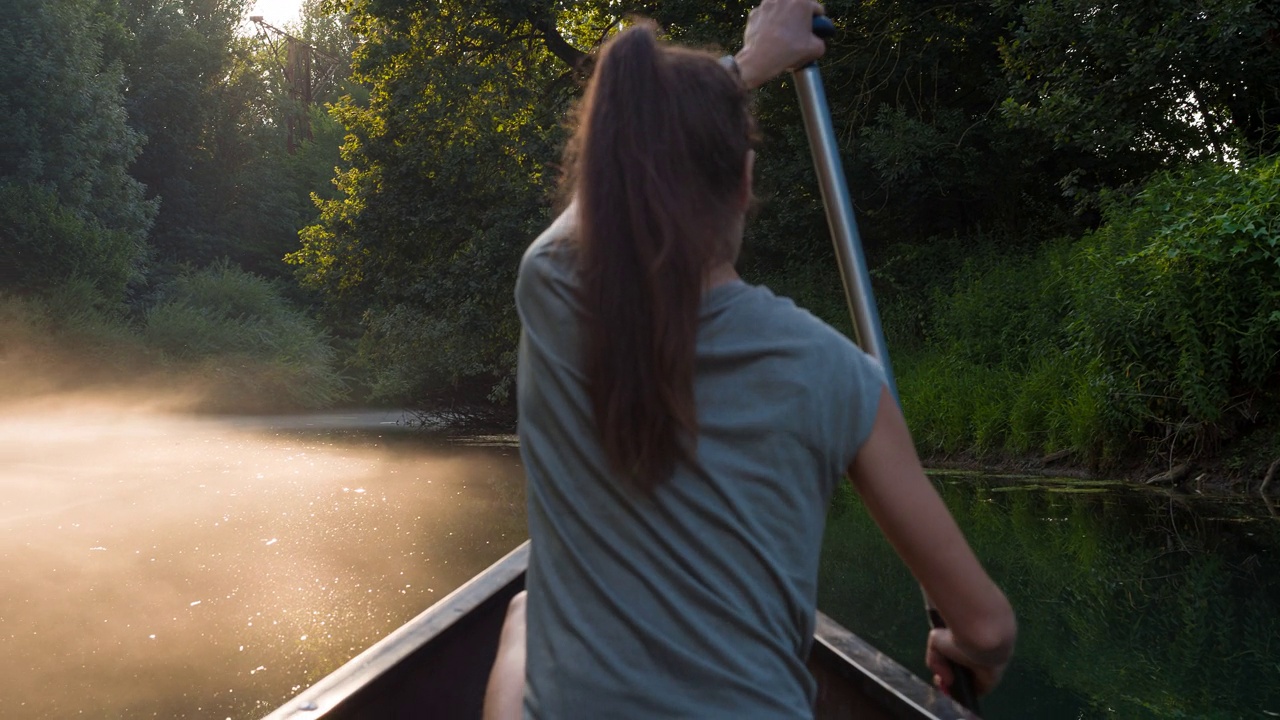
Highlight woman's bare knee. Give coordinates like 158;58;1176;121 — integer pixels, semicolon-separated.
482;591;528;720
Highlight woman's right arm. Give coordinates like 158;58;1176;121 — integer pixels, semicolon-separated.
847;386;1017;695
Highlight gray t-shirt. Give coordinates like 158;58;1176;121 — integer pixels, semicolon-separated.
516;217;886;719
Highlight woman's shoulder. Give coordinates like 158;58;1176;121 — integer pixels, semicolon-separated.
520;210;577;275
717;282;884;393
517;210;580;313
727;283;860;354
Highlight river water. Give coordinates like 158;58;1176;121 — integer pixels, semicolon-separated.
0;400;528;719
1;401;1276;718
820;474;1280;719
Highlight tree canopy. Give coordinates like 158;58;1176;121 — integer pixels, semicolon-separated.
2;0;1276;462
998;0;1280;197
0;0;155;300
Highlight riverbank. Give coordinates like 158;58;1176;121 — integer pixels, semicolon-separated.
389;406;1278;508
917;443;1280;503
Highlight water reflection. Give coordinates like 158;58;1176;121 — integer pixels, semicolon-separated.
0;397;527;719
9;398;1278;720
818;474;1280;720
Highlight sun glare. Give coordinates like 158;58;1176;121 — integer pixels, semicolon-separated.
246;0;304;28
0;393;527;718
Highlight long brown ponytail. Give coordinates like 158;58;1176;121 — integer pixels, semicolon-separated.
566;21;755;492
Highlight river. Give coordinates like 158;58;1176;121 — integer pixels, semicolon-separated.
0;401;527;719
1;401;1276;718
820;473;1280;719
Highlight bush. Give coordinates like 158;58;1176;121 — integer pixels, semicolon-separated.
892;157;1280;467
898;352;1018;457
0;183;147;302
888;237;1077;458
0;281;156;400
929;239;1072;369
1067;156;1280;455
873;234;990;352
144;263;346;410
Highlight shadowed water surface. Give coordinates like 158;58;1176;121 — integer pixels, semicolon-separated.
819;473;1280;720
0;398;526;719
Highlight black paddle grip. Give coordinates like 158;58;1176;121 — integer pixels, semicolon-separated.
801;16;834;69
811;15;835;38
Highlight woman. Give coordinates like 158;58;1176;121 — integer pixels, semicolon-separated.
488;2;1016;717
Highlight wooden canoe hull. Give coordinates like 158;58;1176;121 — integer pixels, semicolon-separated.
263;542;976;720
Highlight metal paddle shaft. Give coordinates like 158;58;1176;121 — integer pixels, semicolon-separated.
793;15;981;716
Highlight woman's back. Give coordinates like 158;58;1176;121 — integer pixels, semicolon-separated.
492;7;1015;719
516;226;885;718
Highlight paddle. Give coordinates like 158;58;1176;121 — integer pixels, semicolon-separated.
792;15;982;715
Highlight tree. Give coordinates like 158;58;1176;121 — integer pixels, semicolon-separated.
310;0;1268;410
109;0;253;268
291;0;1071;408
291;0;610;407
0;0;155;300
997;0;1280;199
1066;156;1280;456
101;0;356;282
740;0;1075;313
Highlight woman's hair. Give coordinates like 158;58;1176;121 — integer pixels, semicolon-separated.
564;20;756;492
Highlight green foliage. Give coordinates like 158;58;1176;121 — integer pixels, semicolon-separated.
0;0;155;301
928;237;1071;368
7;0;1272;436
0;285;147;399
144;263;346;409
294;0;1092;410
0;184;147;300
888;157;1280;465
110;0;327;278
1067;157;1280;453
291;0;592;406
883;237;1070;458
897;352;1018;456
742;0;1074;283
997;0;1280;201
1005;357;1070;454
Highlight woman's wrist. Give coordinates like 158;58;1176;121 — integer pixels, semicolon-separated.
732;46;771;90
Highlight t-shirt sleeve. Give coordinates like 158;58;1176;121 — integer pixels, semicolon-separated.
514;242;549;324
515;210;578;331
827;338;888;476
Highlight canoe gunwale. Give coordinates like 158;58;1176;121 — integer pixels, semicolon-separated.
261;542;529;720
262;540;978;720
810;612;979;720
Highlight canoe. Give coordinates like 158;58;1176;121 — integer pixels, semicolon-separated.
262;541;977;720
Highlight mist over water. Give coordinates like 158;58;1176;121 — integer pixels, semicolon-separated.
0;395;527;719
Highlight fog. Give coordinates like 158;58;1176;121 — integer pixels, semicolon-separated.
0;393;526;719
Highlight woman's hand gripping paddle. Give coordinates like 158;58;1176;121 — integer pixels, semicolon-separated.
792;15;982;715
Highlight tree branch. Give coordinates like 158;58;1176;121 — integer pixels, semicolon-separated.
533;15;587;72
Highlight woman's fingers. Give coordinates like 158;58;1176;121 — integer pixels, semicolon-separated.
736;0;829;88
926;628;1007;697
925;629;957;690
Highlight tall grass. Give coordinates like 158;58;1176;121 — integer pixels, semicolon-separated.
877;156;1280;474
0;264;346;412
0;280;154;399
143;263;347;410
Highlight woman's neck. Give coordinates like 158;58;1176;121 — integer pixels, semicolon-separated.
705;262;741;290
